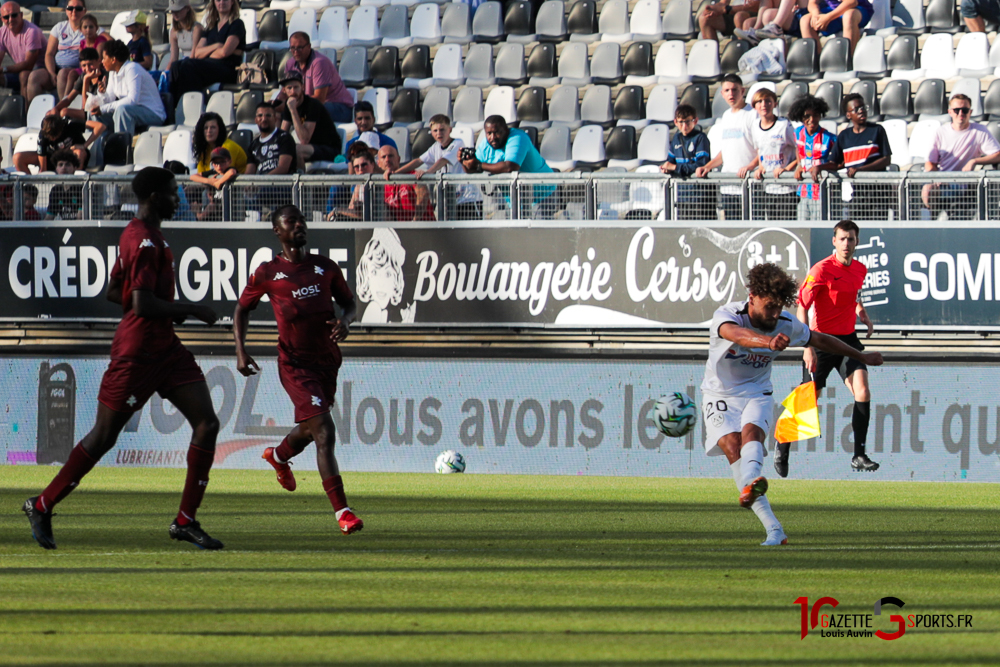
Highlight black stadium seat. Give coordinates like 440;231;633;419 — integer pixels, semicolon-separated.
815;80;844;123
914;78;946;119
605;125;637;162
102;132;131;166
678;83;709;122
886;34;919;72
390;88;421;126
257;10;287;44
788;38;820;82
230;129;254;157
879;80;914;121
0;94;25;128
235;90;264;125
401;45;432;83
926;0;961;33
516;87;548;125
776;81;809;118
622;42;653;80
819;37;851;77
613;85;645;124
567;0;598;39
527;42;556;80
504;0;536;39
984;79;1000;120
148;12;168;47
520;125;539;149
720;39;750;75
371;47;402;88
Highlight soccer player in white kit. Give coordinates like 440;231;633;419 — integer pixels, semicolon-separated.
702;263;884;545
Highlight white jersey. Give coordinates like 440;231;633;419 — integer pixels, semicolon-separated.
701;300;812;398
750;117;796;195
713;105;756;195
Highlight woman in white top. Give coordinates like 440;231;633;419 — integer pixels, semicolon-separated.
30;0;88;100
167;0;203;71
745;87;798;221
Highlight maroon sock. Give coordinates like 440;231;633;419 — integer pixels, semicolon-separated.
176;444;215;525
322;475;348;512
275;436;308;463
36;444;98;512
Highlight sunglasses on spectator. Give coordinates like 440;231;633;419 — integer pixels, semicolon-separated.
1;11;19;21
951;107;971;115
66;6;85;11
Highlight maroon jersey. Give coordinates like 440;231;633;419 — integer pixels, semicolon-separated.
109;218;181;361
239;253;353;367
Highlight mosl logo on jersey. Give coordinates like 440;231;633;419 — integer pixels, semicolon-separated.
291;284;321;299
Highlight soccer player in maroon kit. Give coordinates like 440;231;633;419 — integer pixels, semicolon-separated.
776;219;879;476
233;205;363;536
23;167;225;550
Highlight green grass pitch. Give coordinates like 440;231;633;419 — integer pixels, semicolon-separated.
1;467;998;666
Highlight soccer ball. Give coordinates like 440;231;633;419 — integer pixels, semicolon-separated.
435;450;466;474
654;392;697;438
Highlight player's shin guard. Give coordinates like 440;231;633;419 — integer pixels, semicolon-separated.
177;444;214;525
322;475;348;512
852;401;870;457
36;444;99;512
275;436;308;463
740;441;765;487
751;495;782;534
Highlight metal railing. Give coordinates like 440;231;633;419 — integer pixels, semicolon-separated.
2;171;998;223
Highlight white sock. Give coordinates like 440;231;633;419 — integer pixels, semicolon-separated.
335;507;351;520
272;450;287;464
729;460;743;490
751;495;782;533
740;441;765;487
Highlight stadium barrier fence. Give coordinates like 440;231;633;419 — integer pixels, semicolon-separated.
3;171;996;223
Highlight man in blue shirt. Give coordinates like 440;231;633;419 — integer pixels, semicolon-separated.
461;115;558;218
343;101;397;166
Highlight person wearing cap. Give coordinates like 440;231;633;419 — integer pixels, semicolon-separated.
275;31;354;124
169;0;245;99
166;0;202;71
0;2;46;101
279;71;342;170
190;146;238;221
27;0;87;101
343;101;396;166
85;39;166;137
123;10;153;71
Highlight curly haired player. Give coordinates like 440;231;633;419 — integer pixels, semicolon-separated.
233;205;363;537
701;263;883;546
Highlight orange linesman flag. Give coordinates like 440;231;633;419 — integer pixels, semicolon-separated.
774;381;821;443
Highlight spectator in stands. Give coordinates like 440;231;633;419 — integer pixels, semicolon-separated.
328;142;375;220
79;13;108;59
377;144;435;222
276;32;355;124
391;114;482;220
280;72;342;171
193;111;247;175
45;149;83;220
694;74;756;221
962;0;1000;32
245;103;295;176
922;93;1000;220
798;0;872;57
660;103;712;220
169;0;245;99
789;94;836;220
123;11;153;71
49;46;102;121
190;146;238;221
28;0;87;101
344;101;397;163
13;114;89;173
462;114;556;218
85;40;165;137
736;0;807;42
21;182;40;220
0;2;46;99
700;0;764;40
747;88;798;220
167;0;202;71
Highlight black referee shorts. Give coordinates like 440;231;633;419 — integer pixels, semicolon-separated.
805;332;867;391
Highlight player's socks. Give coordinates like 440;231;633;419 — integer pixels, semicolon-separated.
176;444;214;526
852;401;871;457
322;475;349;511
739;441;765;487
750;495;782;534
729;460;743;490
36;444;98;512
275;436;308;463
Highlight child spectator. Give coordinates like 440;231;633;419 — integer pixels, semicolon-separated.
79;13;108;58
123;10;153;70
167;0;202;71
328;142;376;220
789;94;836;220
660;103;712;220
190;146;238;221
747;88;797;220
13;114;89;173
390;114;482;220
50;46;103;127
22;183;41;220
45;149;84;220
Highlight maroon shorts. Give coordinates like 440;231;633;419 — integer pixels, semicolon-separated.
97;345;206;413
278;360;339;423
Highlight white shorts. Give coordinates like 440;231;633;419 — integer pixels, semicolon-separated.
702;392;774;457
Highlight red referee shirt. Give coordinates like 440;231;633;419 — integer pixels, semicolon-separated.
798;254;867;335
